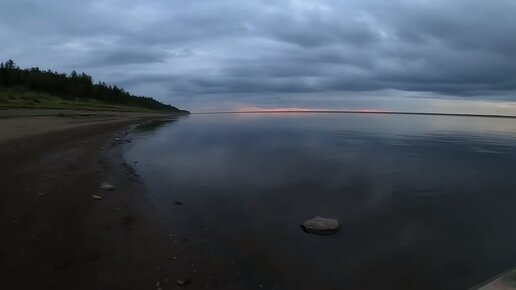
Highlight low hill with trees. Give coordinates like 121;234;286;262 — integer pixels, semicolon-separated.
0;60;188;113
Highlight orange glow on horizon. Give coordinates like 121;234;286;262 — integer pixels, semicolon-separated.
235;106;391;113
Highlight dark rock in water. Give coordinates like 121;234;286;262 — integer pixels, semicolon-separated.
174;201;183;206
176;278;192;286
301;216;340;235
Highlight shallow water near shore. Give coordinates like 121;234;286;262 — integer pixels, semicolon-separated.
124;113;516;290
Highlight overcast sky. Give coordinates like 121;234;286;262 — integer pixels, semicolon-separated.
2;0;516;113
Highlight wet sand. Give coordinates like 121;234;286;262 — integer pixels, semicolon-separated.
0;109;171;142
0;112;191;290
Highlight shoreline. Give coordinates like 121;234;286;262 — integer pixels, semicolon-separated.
0;109;186;144
0;115;186;290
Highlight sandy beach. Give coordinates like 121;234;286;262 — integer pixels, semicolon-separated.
0;110;189;290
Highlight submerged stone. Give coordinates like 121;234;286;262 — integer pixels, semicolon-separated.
100;183;115;190
176;278;192;286
301;216;340;235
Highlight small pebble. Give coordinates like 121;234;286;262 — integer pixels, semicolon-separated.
100;183;115;190
176;279;192;286
92;195;103;200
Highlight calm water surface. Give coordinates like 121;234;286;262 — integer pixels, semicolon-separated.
124;113;516;290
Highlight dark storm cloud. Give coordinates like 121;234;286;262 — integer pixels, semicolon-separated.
2;0;516;106
90;47;170;65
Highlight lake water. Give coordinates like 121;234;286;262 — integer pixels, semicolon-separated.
124;113;516;290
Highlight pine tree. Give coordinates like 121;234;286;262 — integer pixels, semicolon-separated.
0;59;184;112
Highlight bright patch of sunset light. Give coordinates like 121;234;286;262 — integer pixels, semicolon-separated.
235;106;391;113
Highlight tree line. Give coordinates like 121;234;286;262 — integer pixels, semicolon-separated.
0;59;185;112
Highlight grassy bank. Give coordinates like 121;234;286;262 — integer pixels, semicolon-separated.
0;88;177;113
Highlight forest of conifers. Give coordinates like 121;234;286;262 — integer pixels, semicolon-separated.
0;59;186;112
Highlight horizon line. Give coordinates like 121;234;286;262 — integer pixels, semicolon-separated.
191;110;516;119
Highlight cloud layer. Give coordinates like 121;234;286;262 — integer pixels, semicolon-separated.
2;0;516;110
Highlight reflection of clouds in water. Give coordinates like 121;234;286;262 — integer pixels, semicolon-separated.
145;129;351;189
124;113;516;290
125;113;516;204
218;112;516;137
127;115;516;191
